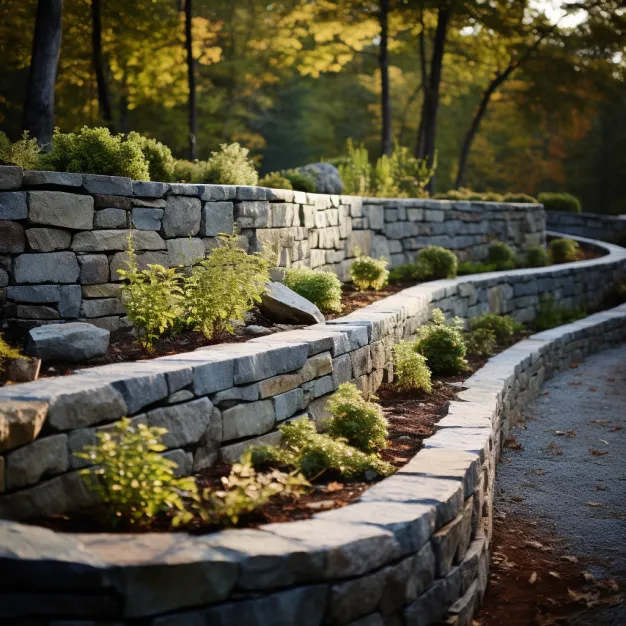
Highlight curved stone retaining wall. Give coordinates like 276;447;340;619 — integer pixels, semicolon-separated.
0;233;624;524
0;165;544;332
547;210;626;244
1;302;626;625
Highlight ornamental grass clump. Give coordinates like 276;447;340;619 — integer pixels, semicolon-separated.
415;308;467;375
350;252;389;291
184;232;272;339
548;238;580;264
392;341;432;392
486;242;516;270
325;383;388;453
283;267;343;313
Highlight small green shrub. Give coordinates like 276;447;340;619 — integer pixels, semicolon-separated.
325;383;388;453
534;296;587;331
415;308;467;375
185;232;272;339
469;313;523;343
548;238;580;264
538;192;581;213
171;159;196;182
127;132;175;182
284;169;317;193
0;334;26;373
487;242;516;269
202;142;258;186
503;193;537;203
0;131;41;169
40;127;150;180
258;172;293;190
417;246;458;279
388;263;414;282
283;267;342;313
117;242;185;350
468;191;504;202
393;341;432;392
464;328;497;356
338;139;371;196
350;253;389;291
525;245;549;267
457;261;499;276
251;419;393;479
75;418;197;527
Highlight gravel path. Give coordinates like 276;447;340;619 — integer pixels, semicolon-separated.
494;344;626;624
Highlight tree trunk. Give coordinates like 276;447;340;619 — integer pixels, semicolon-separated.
185;0;197;160
379;0;391;156
23;0;63;149
91;0;113;129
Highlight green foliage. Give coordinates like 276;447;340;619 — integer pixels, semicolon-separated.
202;142;258;186
525;245;549;267
117;240;184;350
283;169;317;192
389;144;436;198
415;308;467;375
325;383;388;453
338;139;371;196
373;154;396;197
171;159;196;183
457;261;499;275
350;252;389;291
0;334;26;373
251;418;393;479
538;192;582;213
75;418;197;528
503;193;538;203
548;238;581;264
126;132;175;182
283;267;343;313
534;296;587;331
464;328;497;357
487;242;516;270
40;127;150;180
207;451;308;525
469;313;523;343
392;341;432;392
417;246;458;279
388;263;414;282
434;188;514;202
185;232;272;339
258;172;293;190
0;131;41;169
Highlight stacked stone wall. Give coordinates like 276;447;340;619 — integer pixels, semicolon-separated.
546;210;626;244
0;166;545;333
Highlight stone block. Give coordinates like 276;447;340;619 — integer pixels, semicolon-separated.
222;399;275;441
300;351;333;383
166;238;205;266
92;194;132;210
28;322;110;362
0;166;22;190
81;283;121;298
363;204;384;230
258;373;302;399
22;170;83;188
163;195;201;237
132;207;163;231
16;304;59;320
83;174;132;196
0;401;48;452
236;201;269;228
81;297;125;318
329;567;387;624
28;191;94;230
109;250;169;279
72;230;165;252
431;509;465;577
259;282;325;325
58;285;82;318
94;208;128;229
332;353;353;387
201;202;234;237
132;180;169;197
273;388;304;420
7;285;60;303
25;227;71;252
147;398;213;449
78;254;109;284
0;221;25;253
371;235;390;260
220;430;282;464
13;252;79;284
163;449;194;477
0;192;27;220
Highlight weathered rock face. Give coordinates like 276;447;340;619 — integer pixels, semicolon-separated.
0;401;48;452
28;191;94;230
259;282;325;325
27;322;110;362
298;162;344;195
13;252;80;284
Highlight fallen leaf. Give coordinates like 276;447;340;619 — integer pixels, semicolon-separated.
590;449;609;456
583;571;597;583
547;442;563;456
591;419;611;424
604;594;624;607
566;430;577;438
525;540;544;550
586;501;604;507
568;381;582;386
568;588;601;608
326;482;344;492
609;426;623;432
595;483;608;491
541;391;550;396
504;435;524;451
600;439;609;445
548;571;561;579
560;555;578;563
529;571;538;584
553;430;566;436
589;387;597;392
305;499;336;510
511;496;524;503
534;469;546;476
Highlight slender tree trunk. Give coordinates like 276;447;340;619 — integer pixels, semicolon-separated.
23;0;63;149
185;0;197;160
91;0;113;129
379;0;391;156
119;70;129;133
415;8;428;159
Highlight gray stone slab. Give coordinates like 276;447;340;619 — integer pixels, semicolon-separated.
0;192;27;220
259;282;325;325
273;388;304;421
72;230;165;252
132;180;169;198
82;174;132;196
0;166;22;190
28;191;94;230
78;254;109;284
0;220;25;253
22;170;83;188
200;201;234;237
162;195;201;237
132;207;163;230
222;399;275;441
94;207;128;229
28;322;110;362
7;285;61;303
166;238;204;266
25;227;71;252
147;398;213;449
58;285;82;318
13;252;79;284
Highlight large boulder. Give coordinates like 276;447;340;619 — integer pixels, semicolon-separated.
298;162;344;195
27;322;110;363
259;282;324;325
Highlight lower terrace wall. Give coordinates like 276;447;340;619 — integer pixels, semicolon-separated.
0;166;545;333
547;210;626;244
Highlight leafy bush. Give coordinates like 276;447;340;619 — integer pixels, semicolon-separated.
417;246;458;279
468;191;504;201
415;308;467;375
393;341;432;392
202;142;258;186
389;144;435;198
503;193;537;203
0;334;26;373
388;263;414;282
251;418;393;479
464;328;497;356
538;192;581;213
126;132;175;182
0;131;41;169
284;169;317;193
325;383;388;453
171;159;196;183
75;418;197;527
283;267;342;313
525;245;549;267
338;139;371;196
469;313;522;343
40;127;150;180
350;253;389;291
457;261;499;276
534;296;586;331
549;238;580;264
258;172;293;190
487;242;516;270
117;241;185;350
185;232;271;338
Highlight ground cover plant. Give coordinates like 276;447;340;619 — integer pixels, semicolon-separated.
283;267;343;313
